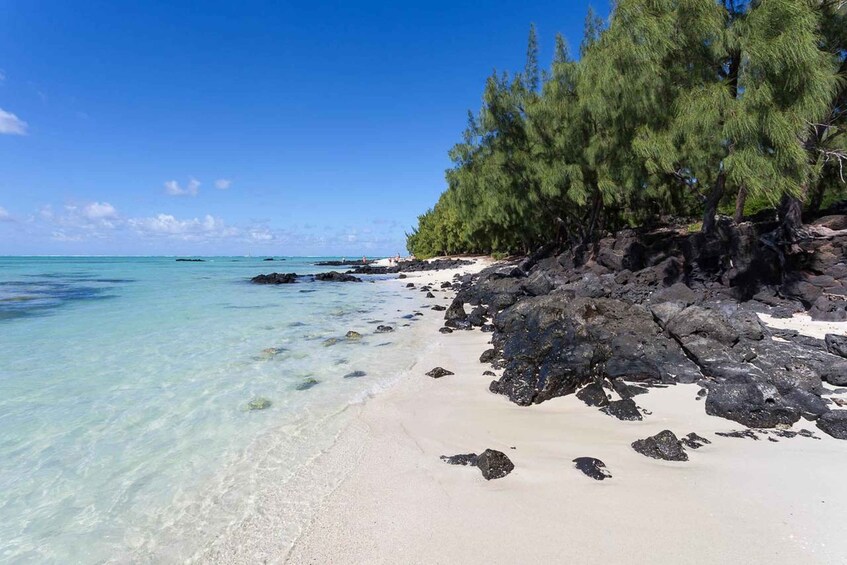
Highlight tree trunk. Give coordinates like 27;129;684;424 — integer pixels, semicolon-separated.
807;181;826;217
702;171;726;234
778;192;804;244
733;184;747;224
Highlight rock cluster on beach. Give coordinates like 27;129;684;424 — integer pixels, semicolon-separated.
441;211;847;440
440;449;515;480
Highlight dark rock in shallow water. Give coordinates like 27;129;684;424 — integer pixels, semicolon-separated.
479;349;496;363
426;367;454;379
680;432;711;449
573;457;612;480
816;410;847;439
483;370;496;376
440;453;478;466
432;305;447;311
426;292;435;298
705;382;800;428
476;449;514;480
441;281;452;288
631;430;688;461
251;272;298;284
375;325;394;333
406;283;415;288
601;398;643;421
345;330;363;340
439;327;454;334
176;258;205;262
313;271;362;283
343;370;367;379
576;382;610;407
295;378;320;391
825;334;847;358
398;273;407;279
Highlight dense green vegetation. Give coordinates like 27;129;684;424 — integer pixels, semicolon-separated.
407;0;847;258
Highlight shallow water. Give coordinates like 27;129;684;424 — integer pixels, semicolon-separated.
0;257;429;563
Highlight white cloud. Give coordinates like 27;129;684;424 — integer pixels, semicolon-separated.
0;108;28;135
214;179;232;190
164;178;200;196
128;213;239;241
0;206;12;221
81;202;117;220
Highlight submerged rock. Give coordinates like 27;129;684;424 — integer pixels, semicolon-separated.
345;330;363;340
432;305;447;311
426;367;454;379
631;430;688;461
295;377;320;391
247;397;272;411
322;338;339;347
343;370;367;379
375;325;394;333
573;457;612;480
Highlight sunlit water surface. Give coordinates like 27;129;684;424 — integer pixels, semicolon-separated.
0;257;431;563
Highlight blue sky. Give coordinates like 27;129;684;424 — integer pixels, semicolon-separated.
0;0;609;256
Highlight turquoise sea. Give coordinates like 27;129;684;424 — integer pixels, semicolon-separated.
0;257;428;563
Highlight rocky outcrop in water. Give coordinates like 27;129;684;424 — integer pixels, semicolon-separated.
251;272;298;284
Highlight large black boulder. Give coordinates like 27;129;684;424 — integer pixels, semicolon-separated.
488;296;697;406
816;410;847;439
825;334;847;358
705;382;800;428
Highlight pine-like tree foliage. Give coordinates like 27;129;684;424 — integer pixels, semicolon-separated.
406;0;845;258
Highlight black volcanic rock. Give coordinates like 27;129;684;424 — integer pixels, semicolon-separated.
426;367;454;379
576;382;609;407
375;325;394;333
251;272;297;284
825;334;847;358
573;457;612;480
479;349;496;363
680;432;711;449
313;271;362;282
601;398;643;421
476;449;514;480
705;382;800;428
817;410;847;439
631;430;688;461
440;453;479;466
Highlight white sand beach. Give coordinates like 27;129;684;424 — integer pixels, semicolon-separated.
283;260;847;565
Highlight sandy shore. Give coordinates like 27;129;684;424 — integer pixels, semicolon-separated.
285;260;847;565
